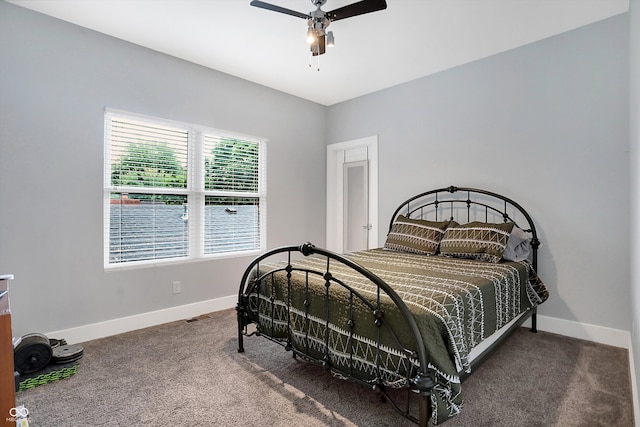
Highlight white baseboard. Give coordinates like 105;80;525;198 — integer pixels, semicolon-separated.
45;295;236;344
50;300;631;349
523;314;630;348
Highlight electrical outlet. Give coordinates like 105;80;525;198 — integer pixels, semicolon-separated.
172;281;181;294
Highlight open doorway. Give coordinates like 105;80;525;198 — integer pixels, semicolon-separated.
326;136;378;253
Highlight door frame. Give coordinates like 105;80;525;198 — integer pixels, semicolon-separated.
326;136;378;253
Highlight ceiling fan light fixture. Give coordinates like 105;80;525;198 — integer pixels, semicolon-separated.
306;27;315;44
310;31;326;56
326;31;334;47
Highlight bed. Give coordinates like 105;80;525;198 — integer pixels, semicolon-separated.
236;186;548;425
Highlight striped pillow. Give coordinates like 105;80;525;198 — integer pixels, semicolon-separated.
384;215;451;255
439;221;515;263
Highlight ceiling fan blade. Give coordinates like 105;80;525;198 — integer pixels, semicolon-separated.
327;0;387;22
249;1;310;20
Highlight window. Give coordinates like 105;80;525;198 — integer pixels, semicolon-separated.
104;110;266;268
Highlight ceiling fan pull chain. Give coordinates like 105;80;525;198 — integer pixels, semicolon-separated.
308;51;320;71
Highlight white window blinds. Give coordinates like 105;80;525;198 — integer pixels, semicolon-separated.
204;135;259;192
110;118;189;189
104;110;266;268
202;135;262;255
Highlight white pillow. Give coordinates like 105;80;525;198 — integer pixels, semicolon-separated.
502;226;532;262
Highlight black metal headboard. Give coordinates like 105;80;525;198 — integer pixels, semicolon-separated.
389;186;540;269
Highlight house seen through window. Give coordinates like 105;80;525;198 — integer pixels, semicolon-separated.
104;110;266;267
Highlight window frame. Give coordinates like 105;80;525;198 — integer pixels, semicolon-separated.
103;109;267;269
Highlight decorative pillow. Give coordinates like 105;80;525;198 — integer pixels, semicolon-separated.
503;226;532;262
439;221;515;263
384;215;451;255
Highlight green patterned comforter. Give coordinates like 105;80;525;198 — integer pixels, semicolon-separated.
246;248;548;424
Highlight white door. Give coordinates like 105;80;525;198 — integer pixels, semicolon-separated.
343;159;369;252
326;136;378;253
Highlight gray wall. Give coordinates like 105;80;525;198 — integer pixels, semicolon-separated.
0;1;634;340
327;15;631;331
630;0;640;396
0;2;326;336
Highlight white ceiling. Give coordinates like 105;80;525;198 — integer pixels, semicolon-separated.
8;0;629;106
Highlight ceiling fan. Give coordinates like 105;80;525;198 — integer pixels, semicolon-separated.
250;0;387;56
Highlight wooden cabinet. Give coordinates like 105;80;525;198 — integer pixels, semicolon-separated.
0;275;15;427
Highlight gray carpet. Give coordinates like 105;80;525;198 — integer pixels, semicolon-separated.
15;308;634;426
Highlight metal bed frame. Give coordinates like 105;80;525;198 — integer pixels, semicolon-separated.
236;186;540;426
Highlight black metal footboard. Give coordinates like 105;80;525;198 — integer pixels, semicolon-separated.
237;242;434;426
